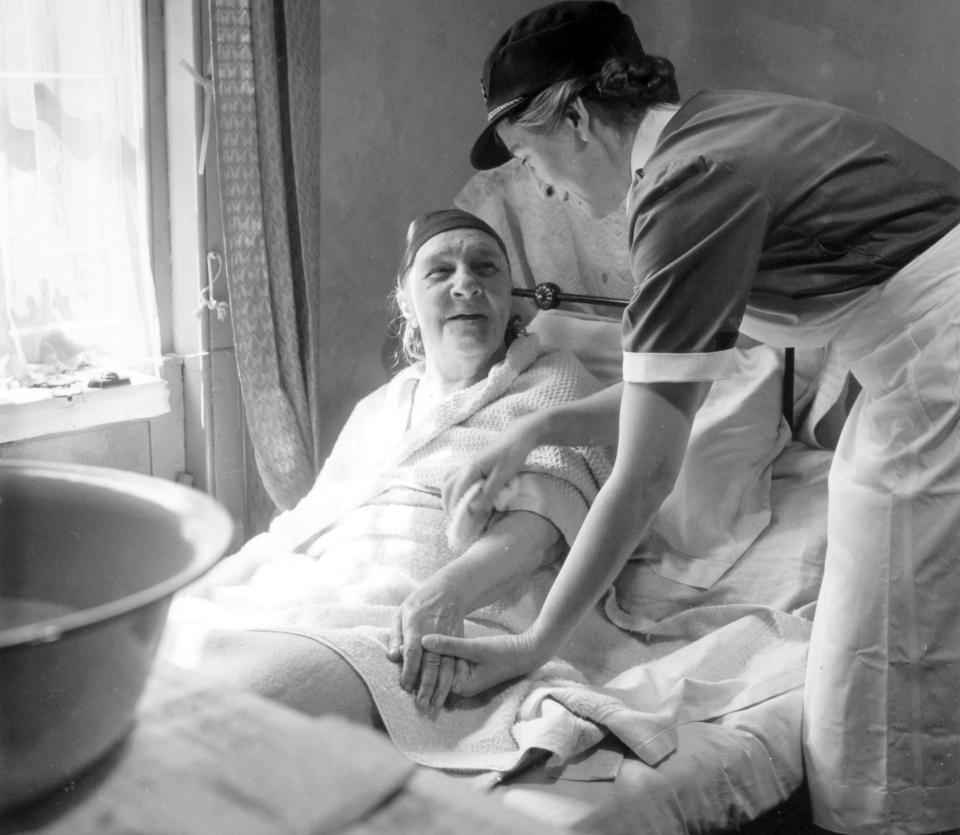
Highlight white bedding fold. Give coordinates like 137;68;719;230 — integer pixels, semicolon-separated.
169;493;812;779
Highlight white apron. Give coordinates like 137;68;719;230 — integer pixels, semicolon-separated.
746;223;960;834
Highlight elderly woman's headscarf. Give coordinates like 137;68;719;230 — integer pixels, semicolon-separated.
397;209;509;284
392;209;516;367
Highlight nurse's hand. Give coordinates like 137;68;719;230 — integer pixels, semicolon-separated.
419;630;545;697
441;414;541;518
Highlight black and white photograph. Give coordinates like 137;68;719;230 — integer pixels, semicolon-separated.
2;2;959;833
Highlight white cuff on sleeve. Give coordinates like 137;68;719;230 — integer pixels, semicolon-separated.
622;348;737;383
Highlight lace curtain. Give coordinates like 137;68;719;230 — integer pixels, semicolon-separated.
0;0;160;380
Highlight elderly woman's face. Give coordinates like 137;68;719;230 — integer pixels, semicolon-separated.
401;229;513;381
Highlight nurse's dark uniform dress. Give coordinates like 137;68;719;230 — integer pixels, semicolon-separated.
622;89;960;834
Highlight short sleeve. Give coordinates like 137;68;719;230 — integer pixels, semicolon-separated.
503;472;590;549
622;156;770;383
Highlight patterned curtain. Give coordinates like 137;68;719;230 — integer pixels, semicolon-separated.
210;0;323;521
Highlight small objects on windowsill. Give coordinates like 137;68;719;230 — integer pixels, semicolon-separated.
27;374;87;398
1;366;133;399
88;371;131;389
0;358;97;401
0;365;169;443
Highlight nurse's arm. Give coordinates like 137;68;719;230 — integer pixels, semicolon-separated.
530;379;704;656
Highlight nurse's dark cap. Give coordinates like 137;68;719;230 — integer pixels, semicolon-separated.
397;209;509;282
471;1;645;170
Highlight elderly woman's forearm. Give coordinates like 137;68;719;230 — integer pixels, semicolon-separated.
429;512;561;615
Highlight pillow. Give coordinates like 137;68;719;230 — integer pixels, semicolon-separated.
528;309;792;588
526;309;623;386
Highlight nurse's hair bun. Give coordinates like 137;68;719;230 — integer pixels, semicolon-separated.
595;54;679;107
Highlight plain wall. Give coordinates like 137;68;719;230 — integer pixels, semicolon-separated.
629;0;960;166
316;0;960;460
317;0;546;458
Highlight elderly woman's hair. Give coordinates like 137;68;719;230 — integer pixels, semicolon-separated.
387;210;521;369
508;54;679;135
389;292;425;367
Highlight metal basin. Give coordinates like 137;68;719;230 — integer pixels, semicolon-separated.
0;460;233;811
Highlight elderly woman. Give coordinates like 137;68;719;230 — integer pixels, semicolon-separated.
162;208;617;770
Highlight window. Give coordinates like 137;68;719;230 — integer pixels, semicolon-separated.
0;0;161;387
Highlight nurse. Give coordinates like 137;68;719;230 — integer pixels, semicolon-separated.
423;2;960;832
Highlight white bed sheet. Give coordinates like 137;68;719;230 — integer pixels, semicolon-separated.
491;443;832;835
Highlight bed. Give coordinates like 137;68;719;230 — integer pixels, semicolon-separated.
142;333;830;835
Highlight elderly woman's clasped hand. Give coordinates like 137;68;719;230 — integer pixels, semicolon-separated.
386;506;563;713
387;579;469;718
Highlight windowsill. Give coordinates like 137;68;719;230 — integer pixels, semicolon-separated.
0;371;170;444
